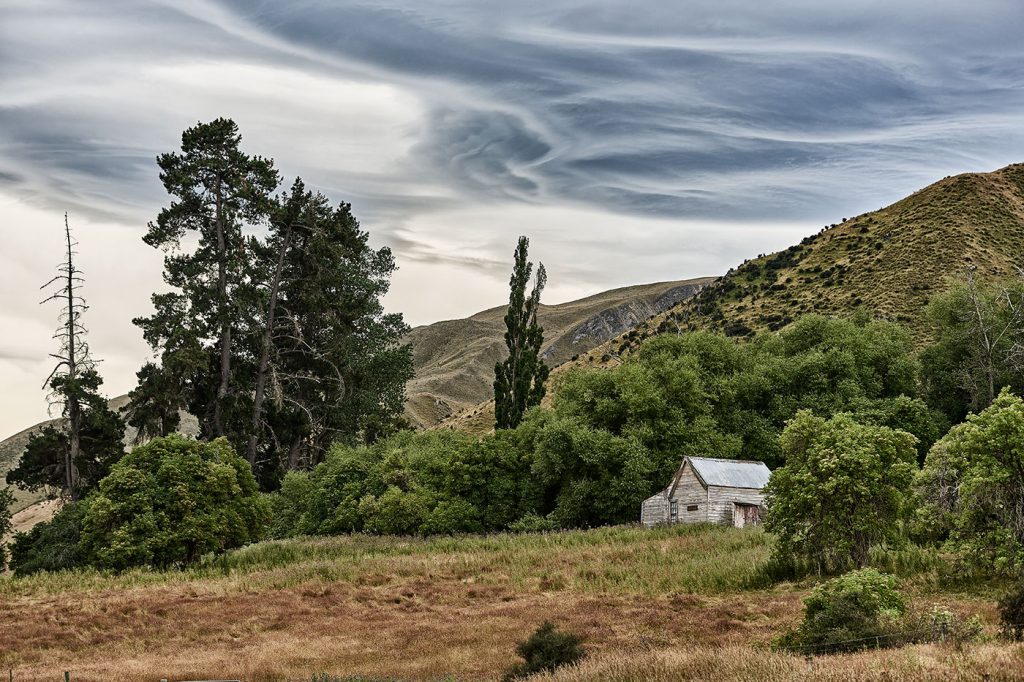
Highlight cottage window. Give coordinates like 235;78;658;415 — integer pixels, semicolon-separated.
670;501;678;520
687;504;698;512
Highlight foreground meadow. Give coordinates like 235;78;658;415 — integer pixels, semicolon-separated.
0;525;1018;681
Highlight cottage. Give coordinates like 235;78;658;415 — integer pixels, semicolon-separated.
640;456;771;528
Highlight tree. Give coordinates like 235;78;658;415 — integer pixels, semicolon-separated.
44;213;90;495
495;236;549;429
80;435;269;570
0;486;13;570
15;215;125;500
133;122;411;483
916;389;1024;575
7;370;124;495
922;273;1024;423
123;362;184;444
260;189;413;472
764;411;917;573
245;178;305;466
134;118;279;439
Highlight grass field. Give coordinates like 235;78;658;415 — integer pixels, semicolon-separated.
0;525;1019;681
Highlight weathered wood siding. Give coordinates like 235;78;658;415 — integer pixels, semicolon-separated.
640;491;670;527
668;463;708;524
706;486;764;525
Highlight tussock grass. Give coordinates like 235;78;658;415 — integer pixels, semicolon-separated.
0;524;771;598
532;643;1024;681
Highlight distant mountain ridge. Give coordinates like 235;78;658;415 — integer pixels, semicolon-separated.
403;278;713;427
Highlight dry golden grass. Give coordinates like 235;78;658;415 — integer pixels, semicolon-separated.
0;525;1011;681
536;643;1024;681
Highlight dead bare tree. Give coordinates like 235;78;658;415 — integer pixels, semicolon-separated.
41;214;95;498
960;267;1024;407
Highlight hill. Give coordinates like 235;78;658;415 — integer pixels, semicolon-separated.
576;164;1024;363
404;277;712;427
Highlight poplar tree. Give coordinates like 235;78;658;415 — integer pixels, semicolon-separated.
494;236;549;429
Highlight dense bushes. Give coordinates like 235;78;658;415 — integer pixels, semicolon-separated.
8;501;89;575
776;569;906;652
915;390;1024;575
553;316;941;471
9;435;269;574
270;429;538;537
270;316;944;538
764;412;917;573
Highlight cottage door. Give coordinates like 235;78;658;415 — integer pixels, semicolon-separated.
733;503;761;528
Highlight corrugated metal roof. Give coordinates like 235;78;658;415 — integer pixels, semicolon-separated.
688;456;771;489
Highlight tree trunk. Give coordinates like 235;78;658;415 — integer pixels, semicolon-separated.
63;217;81;499
286;437;303;471
246;223;292;466
213;181;230;437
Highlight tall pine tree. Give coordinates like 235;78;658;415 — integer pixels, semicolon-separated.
494;236;549;429
133;118;279;440
260;188;413;471
132;120;412;486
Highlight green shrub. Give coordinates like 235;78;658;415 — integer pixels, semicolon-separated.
9;501;89;576
507;512;556;533
80;435;270;570
765;412;917;573
917;390;1024;576
998;580;1024;641
776;569;905;653
504;621;586;681
903;607;984;645
267;471;314;539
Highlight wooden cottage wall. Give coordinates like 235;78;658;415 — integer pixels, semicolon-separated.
706;486;764;525
641;491;671;527
669;463;708;523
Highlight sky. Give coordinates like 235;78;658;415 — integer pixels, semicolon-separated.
2;0;1024;439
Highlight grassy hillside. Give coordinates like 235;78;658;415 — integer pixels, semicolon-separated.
577;164;1024;364
405;278;712;427
0;524;1014;681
